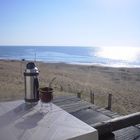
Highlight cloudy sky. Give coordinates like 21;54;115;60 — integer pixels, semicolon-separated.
0;0;140;47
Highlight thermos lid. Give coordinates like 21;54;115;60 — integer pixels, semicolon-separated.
26;62;35;69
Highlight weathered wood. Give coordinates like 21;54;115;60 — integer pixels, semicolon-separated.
53;97;80;106
90;91;94;104
106;94;112;110
59;101;94;113
92;112;140;136
53;96;140;140
77;92;81;98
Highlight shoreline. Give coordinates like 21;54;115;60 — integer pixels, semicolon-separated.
1;58;140;69
0;59;140;115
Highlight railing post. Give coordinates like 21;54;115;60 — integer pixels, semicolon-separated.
90;91;94;104
107;94;112;110
77;92;81;99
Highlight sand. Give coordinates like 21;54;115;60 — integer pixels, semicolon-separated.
0;59;140;115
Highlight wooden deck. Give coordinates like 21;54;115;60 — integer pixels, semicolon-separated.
53;95;140;140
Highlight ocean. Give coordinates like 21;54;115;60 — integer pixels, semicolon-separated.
0;46;140;67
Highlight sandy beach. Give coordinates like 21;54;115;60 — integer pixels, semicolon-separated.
0;59;140;115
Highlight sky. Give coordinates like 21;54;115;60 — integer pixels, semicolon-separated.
0;0;140;47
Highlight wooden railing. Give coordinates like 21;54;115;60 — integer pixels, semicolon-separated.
92;112;140;136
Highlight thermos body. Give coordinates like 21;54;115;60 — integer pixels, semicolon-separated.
24;62;39;103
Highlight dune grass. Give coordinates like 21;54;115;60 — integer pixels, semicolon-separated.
0;60;140;114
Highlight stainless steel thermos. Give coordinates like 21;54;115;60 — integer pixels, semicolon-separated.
24;62;39;103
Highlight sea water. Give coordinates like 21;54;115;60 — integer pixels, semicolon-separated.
0;46;140;67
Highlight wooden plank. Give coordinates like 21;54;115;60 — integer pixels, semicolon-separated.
90;106;101;110
63;104;93;113
135;124;140;129
60;102;91;109
114;126;140;140
58;100;88;107
53;96;78;103
111;115;122;118
59;101;94;113
54;98;80;105
97;108;106;112
92;112;140;136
